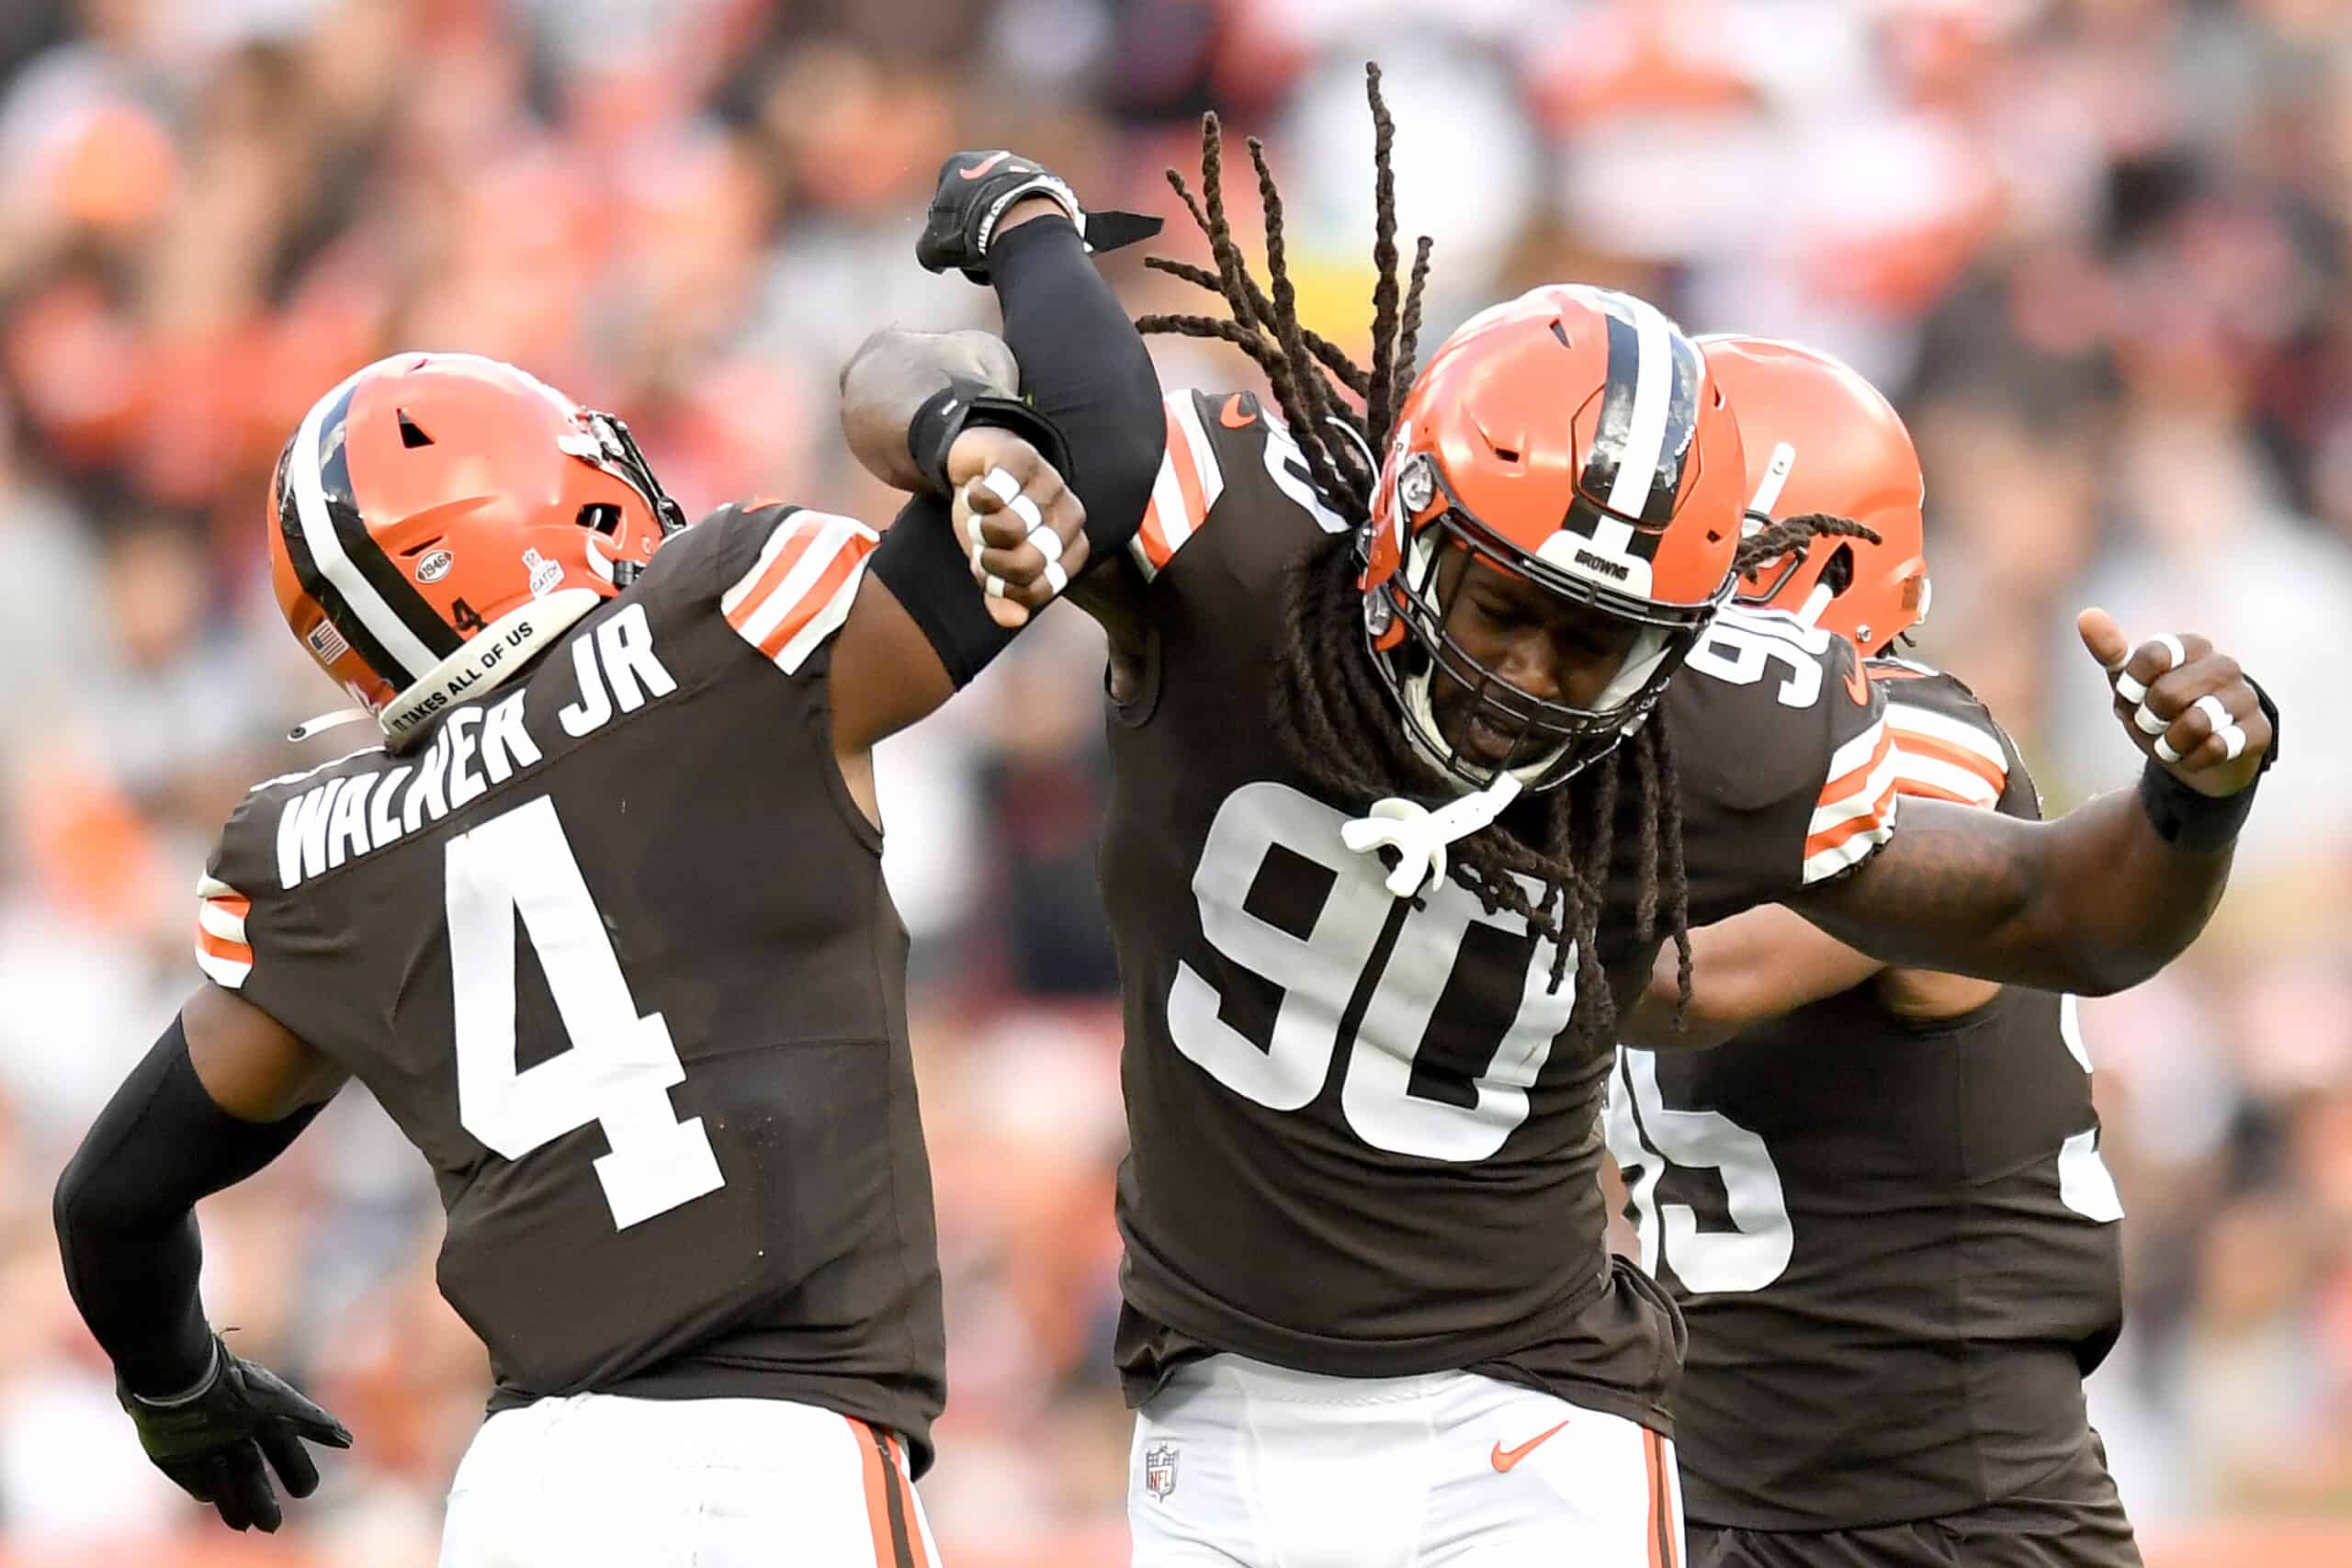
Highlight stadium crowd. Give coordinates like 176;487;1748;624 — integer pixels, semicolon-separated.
0;0;2347;1562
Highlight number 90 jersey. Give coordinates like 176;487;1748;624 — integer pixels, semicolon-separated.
1102;391;1898;1434
1609;662;2125;1530
193;502;948;1472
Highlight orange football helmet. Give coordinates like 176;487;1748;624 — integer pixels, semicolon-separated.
1699;335;1928;655
267;353;684;741
1362;285;1746;789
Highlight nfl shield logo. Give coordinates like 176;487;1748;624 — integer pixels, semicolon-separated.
1143;1442;1179;1501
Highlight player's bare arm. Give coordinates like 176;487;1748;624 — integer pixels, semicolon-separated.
1623;904;1889;1048
1788;613;2277;995
52;985;352;1532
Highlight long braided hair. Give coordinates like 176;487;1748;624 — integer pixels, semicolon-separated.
1136;65;1690;1043
1733;513;1883;582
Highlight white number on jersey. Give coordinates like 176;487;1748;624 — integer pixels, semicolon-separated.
1683;610;1833;709
1607;1049;1794;1293
445;795;726;1230
1611;993;2123;1294
1170;781;1575;1162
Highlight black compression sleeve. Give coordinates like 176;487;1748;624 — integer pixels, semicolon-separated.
987;214;1166;544
53;1017;324;1395
870;213;1167;689
867;489;998;686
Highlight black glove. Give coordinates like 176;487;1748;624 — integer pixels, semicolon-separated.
119;1335;353;1532
915;149;1161;284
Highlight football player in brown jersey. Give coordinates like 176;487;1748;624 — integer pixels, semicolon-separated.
1609;338;2143;1568
52;177;1165;1564
849;74;2275;1568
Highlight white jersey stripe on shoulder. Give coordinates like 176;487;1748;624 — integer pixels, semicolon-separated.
289;367;440;680
1802;807;1894;883
198;899;249;946
194;948;253;990
1810;736;1904;834
1885;701;2009;773
772;555;871;674
1145;439;1197;564
197;873;239;900
720;513;805;617
1167;390;1227;517
1818;716;1892;801
735;514;868;649
1890;747;2000;808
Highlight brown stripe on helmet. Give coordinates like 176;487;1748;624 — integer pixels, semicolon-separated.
274;429;413;686
315;388;465;662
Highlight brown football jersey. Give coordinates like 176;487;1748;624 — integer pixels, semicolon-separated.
194;502;948;1471
1102;391;1898;1433
1610;661;2125;1529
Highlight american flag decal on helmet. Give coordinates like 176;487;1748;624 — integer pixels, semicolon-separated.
1556;290;1705;565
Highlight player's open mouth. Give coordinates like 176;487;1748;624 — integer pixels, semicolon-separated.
1458;712;1520;767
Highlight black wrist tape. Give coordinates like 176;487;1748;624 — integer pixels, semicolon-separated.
2138;762;2256;853
2133;674;2278;853
906;379;1073;496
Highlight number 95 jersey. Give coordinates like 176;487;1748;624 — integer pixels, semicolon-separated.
1101;391;1898;1434
1610;662;2125;1530
192;502;948;1472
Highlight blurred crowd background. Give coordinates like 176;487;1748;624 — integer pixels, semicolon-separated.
1;0;2348;1562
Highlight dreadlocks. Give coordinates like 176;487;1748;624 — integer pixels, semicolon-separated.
1734;512;1883;580
1136;63;1690;1043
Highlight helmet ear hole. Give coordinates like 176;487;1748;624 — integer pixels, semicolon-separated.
1820;542;1856;596
397;411;434;448
577;503;623;536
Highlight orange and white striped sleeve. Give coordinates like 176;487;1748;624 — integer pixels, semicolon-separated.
720;509;880;676
1127;390;1228;581
1883;697;2010;809
193;873;254;990
1801;716;1903;884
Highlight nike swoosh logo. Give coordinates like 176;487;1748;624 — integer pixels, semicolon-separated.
1843;659;1871;705
960;152;1014;180
1219;393;1255;430
1489;1419;1569;1472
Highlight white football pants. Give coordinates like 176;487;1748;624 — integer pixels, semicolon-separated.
437;1393;941;1568
1128;1355;1683;1568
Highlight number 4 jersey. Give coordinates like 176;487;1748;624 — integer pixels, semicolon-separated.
1609;660;2125;1530
193;502;948;1471
1100;389;1900;1433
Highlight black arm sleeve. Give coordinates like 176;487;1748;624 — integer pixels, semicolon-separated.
989;213;1166;535
869;213;1165;687
53;1017;324;1395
